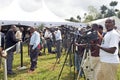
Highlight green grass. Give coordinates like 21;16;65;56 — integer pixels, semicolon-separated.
0;45;120;80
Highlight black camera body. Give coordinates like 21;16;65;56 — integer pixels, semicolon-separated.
77;29;98;44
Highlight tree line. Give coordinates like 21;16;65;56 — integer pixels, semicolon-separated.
66;1;120;23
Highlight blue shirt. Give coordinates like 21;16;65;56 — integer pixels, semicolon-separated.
30;31;40;50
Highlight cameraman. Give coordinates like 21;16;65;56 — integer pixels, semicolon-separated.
54;27;62;63
44;27;53;54
83;24;103;80
74;28;86;76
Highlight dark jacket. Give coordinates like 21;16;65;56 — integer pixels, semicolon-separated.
1;32;5;49
5;29;19;49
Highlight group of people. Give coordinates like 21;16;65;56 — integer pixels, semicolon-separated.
74;19;120;80
0;18;119;80
28;26;63;72
0;25;63;74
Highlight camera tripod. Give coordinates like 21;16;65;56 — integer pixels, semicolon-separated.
77;43;94;80
58;37;76;80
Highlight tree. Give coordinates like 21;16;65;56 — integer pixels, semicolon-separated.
76;15;81;22
83;5;100;22
84;15;94;22
88;5;99;19
105;9;116;17
110;1;118;10
117;11;120;19
100;5;107;18
96;13;103;19
70;17;74;21
68;17;79;22
38;23;44;31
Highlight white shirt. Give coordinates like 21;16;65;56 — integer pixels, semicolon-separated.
44;30;52;39
115;29;120;41
30;31;40;50
100;29;120;63
54;30;62;41
15;30;22;40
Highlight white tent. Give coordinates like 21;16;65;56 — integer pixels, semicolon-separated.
88;16;120;30
0;0;86;27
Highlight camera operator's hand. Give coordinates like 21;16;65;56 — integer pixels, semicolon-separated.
1;50;7;58
80;44;87;48
0;47;2;52
75;43;79;46
96;44;101;48
19;39;22;41
75;43;86;47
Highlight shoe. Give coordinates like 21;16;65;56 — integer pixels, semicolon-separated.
28;70;34;73
57;59;60;64
57;61;60;64
75;70;79;74
7;72;16;75
35;66;37;68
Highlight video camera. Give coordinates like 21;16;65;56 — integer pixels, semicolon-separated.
77;28;98;44
60;25;76;34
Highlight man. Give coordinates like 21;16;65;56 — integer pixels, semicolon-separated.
54;27;62;63
113;19;120;57
96;19;120;80
74;28;85;76
44;27;52;53
5;25;20;75
82;24;103;80
28;27;40;73
0;26;5;68
0;26;5;56
15;27;23;53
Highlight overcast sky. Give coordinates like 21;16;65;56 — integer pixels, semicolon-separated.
0;0;120;20
44;0;120;19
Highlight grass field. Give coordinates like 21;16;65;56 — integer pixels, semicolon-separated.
0;45;120;80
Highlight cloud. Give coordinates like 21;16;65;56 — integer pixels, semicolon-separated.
0;0;120;19
44;0;120;19
0;0;13;8
18;0;42;12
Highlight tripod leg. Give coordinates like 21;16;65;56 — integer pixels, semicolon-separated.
0;56;2;68
69;51;73;80
52;58;58;71
77;49;87;80
82;49;94;80
87;49;94;80
52;47;58;70
58;52;69;80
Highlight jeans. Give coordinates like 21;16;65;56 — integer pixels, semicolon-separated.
56;40;62;59
75;53;83;76
46;39;52;53
30;46;39;71
7;51;14;73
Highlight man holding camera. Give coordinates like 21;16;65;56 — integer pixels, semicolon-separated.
54;27;62;63
96;19;120;80
44;27;53;54
81;24;103;80
74;28;85;76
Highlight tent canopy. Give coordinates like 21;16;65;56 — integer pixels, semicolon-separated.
88;16;120;30
0;0;86;27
